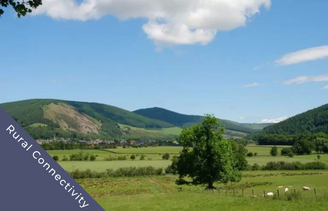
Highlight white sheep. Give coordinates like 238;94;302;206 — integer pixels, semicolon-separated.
303;186;311;191
265;192;274;197
278;186;283;188
284;188;289;193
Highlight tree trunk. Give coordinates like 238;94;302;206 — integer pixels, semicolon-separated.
205;181;216;190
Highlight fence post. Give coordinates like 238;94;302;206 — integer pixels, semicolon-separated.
294;189;296;194
277;189;279;198
314;188;317;198
252;189;254;196
263;190;266;198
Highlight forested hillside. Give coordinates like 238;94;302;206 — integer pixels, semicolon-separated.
0;99;174;140
263;104;328;135
134;107;268;134
253;103;328;145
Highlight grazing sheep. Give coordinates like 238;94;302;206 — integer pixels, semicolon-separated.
278;186;283;188
266;192;274;197
284;188;289;193
303;186;311;191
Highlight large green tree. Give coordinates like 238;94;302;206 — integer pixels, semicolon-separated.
176;115;241;190
0;0;42;17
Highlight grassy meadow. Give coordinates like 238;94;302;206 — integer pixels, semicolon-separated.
47;145;328;171
47;145;328;210
81;171;328;211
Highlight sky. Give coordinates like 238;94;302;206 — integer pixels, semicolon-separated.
0;0;327;124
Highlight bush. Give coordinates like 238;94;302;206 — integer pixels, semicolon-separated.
52;155;59;161
262;161;327;170
69;151;89;161
62;156;69;161
162;153;170;160
251;163;261;170
254;152;258;156
130;154;136;160
281;147;293;156
90;154;96;161
140;154;146;160
246;152;253;157
118;155;127;160
288;152;294;157
270;146;278;156
69;166;164;179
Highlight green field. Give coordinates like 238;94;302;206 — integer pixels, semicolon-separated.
45;146;328;210
47;146;328;172
81;170;328;211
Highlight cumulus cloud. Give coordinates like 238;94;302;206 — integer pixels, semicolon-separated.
261;116;288;123
275;45;328;66
33;0;271;46
240;116;244;120
284;74;328;85
242;82;260;88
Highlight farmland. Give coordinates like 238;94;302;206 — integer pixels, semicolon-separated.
46;145;328;210
47;146;328;171
81;171;328;211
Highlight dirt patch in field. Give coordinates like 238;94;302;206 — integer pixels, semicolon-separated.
43;103;101;134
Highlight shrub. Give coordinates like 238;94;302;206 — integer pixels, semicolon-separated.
69;166;164;179
317;154;321;160
262;161;327;170
140;154;146;160
270;146;278;156
281;147;293;156
246;152;253;157
288;152;294;157
62;156;69;161
52;155;59;161
254;152;258;156
162;153;170;160
130;154;136;160
251;163;261;170
118;155;127;160
90;154;96;161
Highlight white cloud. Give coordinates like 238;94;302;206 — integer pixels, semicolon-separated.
242;82;260;88
261;116;288;123
240;116;244;120
275;45;328;66
33;0;271;46
323;85;328;90
284;74;328;85
253;66;261;70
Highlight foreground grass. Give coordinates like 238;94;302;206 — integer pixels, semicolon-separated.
79;171;328;211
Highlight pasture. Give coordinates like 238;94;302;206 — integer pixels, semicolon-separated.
81;170;328;211
46;146;328;210
47;146;328;172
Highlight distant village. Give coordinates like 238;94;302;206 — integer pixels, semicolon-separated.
36;137;180;150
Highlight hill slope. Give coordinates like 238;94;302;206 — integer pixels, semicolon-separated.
262;103;328;135
133;107;267;134
0;99;175;139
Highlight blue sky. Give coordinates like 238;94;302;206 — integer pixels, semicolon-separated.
0;0;327;123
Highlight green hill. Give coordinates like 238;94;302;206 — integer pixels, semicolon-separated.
262;103;328;135
0;99;175;140
133;107;266;134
